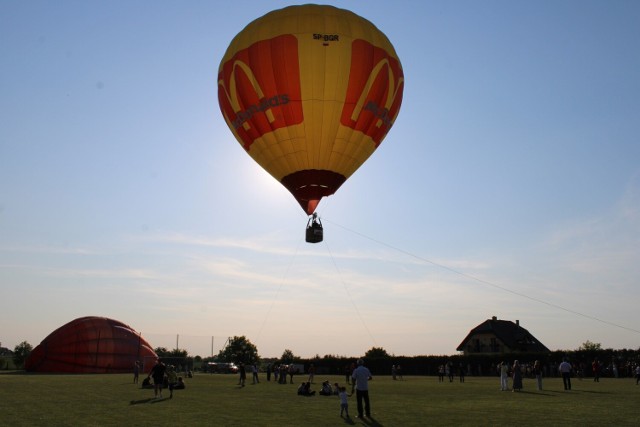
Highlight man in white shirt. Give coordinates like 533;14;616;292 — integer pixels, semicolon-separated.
559;359;572;390
351;359;373;418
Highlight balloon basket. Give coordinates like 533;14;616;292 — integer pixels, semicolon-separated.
305;214;323;243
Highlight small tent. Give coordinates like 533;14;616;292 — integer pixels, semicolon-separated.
25;316;157;373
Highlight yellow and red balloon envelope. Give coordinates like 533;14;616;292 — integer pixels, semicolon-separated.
218;4;404;214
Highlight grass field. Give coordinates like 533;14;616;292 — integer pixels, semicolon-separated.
0;372;638;426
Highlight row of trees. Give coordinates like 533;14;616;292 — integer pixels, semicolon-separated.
5;336;638;376
196;338;640;378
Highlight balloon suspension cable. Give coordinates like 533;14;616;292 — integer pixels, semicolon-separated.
324;239;378;348
254;238;304;345
323;217;640;336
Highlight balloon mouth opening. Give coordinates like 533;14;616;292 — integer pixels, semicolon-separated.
281;170;346;214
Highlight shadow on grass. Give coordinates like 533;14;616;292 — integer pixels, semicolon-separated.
569;389;612;395
524;388;612;396
129;397;168;405
362;416;383;426
531;391;558;396
512;390;555;396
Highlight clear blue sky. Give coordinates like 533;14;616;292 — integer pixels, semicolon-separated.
1;0;639;358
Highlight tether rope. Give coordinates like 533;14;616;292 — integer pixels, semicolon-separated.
324;217;640;335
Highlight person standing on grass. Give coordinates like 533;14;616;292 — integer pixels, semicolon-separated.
345;364;352;385
148;359;167;399
592;359;600;382
288;364;297;384
635;364;640;385
167;365;178;399
559;358;572;390
252;363;259;384
499;361;509;391
133;360;140;384
238;363;246;387
338;386;350;418
351;359;373;419
512;360;523;392
308;363;315;384
533;360;543;391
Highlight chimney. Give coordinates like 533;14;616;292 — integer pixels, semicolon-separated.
491;316;497;321
516;319;520;327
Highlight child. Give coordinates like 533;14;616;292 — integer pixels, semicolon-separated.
338;386;349;418
333;382;340;395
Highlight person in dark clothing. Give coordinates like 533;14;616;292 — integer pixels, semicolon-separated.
238;363;246;387
148;359;167;398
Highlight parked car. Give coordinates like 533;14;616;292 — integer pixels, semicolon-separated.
206;362;239;374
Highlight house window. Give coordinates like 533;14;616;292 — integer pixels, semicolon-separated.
474;338;481;352
490;338;498;352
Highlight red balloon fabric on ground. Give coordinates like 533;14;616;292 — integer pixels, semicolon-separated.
25;316;157;374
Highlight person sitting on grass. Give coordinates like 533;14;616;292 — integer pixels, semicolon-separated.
174;376;186;389
297;382;315;396
319;381;333;396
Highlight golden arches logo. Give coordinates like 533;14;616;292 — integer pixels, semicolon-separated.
341;39;404;145
218;60;277;132
351;58;404;128
217;35;303;149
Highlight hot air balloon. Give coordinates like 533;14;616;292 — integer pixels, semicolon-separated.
217;4;403;242
25;316;157;374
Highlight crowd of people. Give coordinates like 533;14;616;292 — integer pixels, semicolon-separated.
492;358;640;392
258;363;302;384
135;355;640;418
137;357;375;419
432;357;640;393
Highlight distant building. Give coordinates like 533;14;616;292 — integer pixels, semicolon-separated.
0;346;13;357
457;316;550;355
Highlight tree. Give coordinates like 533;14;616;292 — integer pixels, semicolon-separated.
365;346;391;359
167;348;188;358
13;341;33;369
154;347;170;357
579;341;602;351
280;349;299;364
217;336;259;364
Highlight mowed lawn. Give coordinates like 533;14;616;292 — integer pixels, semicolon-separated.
1;372;638;426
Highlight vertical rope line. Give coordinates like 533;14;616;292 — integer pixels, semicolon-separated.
324;238;378;348
254;238;304;343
